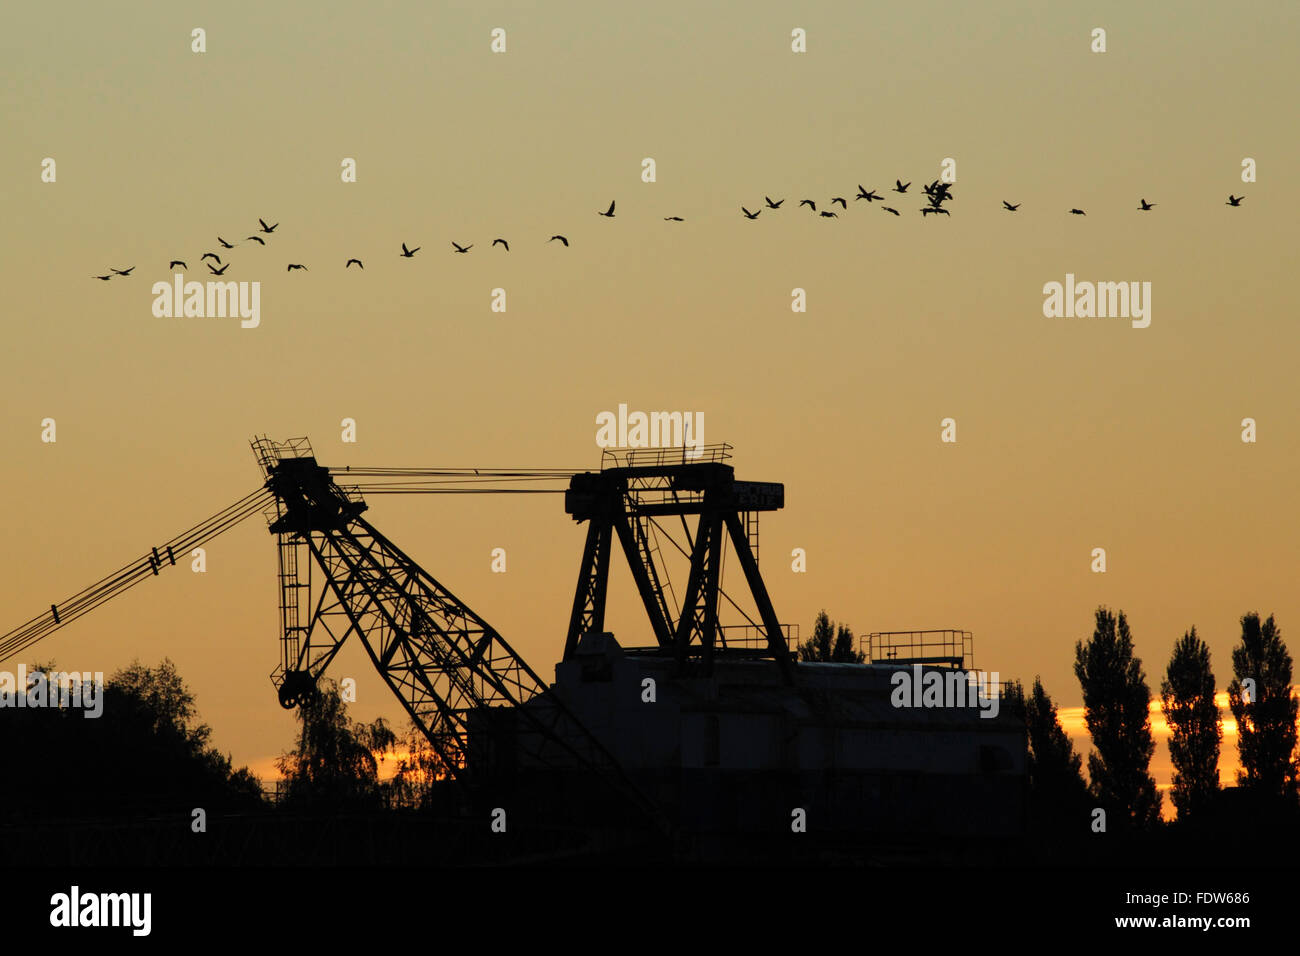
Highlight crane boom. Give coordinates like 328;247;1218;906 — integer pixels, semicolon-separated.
0;488;274;663
1;438;669;831
253;437;668;830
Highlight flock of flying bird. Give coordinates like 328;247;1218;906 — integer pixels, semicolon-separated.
742;179;960;219
736;180;1249;220
89;214;578;280
89;188;1250;281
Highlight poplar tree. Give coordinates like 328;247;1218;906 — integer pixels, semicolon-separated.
1227;613;1298;799
798;610;864;663
1074;607;1162;828
1160;628;1221;821
1006;677;1090;828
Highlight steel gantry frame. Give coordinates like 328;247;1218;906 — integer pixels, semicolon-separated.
562;445;794;682
2;436;796;831
251;437;665;829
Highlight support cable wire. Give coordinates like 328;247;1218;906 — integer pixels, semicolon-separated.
0;465;651;662
0;488;274;662
0;475;586;662
330;467;581;478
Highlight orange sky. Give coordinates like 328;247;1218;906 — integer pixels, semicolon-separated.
247;693;1282;822
1058;694;1253;819
3;1;1298;810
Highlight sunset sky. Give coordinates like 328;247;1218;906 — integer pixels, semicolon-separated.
4;2;1298;812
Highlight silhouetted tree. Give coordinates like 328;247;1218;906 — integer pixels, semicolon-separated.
831;623;862;663
276;677;397;810
1074;607;1162;829
111;657;210;753
799;610;834;661
105;658;264;810
390;720;458;810
0;657;263;821
1005;676;1091;829
798;610;864;663
1003;678;1026;716
1227;613;1298;799
1160;628;1221;821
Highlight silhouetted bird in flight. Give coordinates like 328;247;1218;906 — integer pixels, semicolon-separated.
549;235;569;246
110;266;134;276
741;206;761;219
217;237;238;249
346;258;363;269
664;216;684;222
1138;199;1156;210
92;274;112;281
259;218;278;233
799;199;816;211
765;196;784;209
881;206;900;216
894;180;910;193
202;253;222;264
1226;195;1244;206
452;241;472;253
926;184;954;205
286;263;308;272
856;186;882;202
1069;208;1086;215
1002;201;1020;211
920;207;949;216
400;242;420;257
492;239;509;250
819;210;838;218
598;200;616;218
830;197;848;209
168;260;187;270
207;262;230;275
246;235;266;244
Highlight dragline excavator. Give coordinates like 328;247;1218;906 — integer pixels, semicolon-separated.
1;436;797;834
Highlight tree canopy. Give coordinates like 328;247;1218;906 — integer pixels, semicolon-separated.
798;609;864;663
1074;607;1161;829
1227;613;1298;800
1160;628;1221;822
